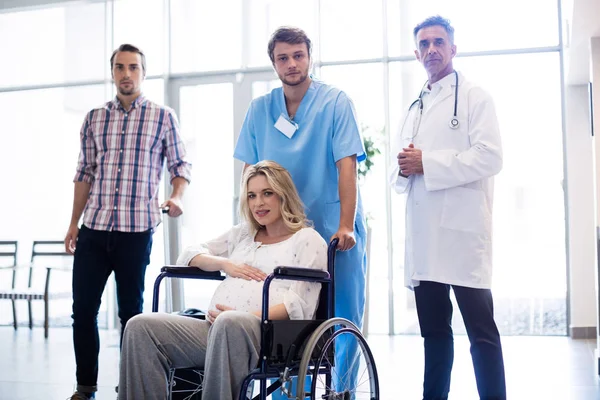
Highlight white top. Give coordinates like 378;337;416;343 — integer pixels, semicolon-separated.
177;224;328;320
389;71;503;290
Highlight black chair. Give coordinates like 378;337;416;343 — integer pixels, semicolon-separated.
0;241;19;330
0;240;72;338
152;239;380;400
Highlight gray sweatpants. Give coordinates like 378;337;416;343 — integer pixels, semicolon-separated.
118;310;261;400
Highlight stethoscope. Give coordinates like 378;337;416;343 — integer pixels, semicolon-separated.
400;70;460;141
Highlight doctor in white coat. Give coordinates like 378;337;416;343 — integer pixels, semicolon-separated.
390;16;506;400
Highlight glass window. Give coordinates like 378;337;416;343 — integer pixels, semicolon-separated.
459;52;566;335
113;0;165;76
388;60;423;334
0;79;169;324
139;79;167;313
177;82;235;309
387;0;559;57
0;3;106;87
319;0;384;62
247;0;318;67
0;0;566;337
319;64;389;334
0;84;108;327
170;0;243;73
0;85;108;243
319;63;385;127
388;60;424;132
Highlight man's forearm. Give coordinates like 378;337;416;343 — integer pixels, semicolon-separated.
170;176;188;199
70;182;91;226
337;156;358;230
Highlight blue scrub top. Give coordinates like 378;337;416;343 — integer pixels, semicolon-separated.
234;80;366;240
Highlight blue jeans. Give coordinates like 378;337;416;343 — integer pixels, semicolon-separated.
414;281;506;400
71;225;153;392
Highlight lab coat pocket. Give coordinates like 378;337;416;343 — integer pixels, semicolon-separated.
440;187;487;235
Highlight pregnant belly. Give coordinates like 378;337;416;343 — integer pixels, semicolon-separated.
208;278;264;313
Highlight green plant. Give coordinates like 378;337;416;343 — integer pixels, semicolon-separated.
358;126;383;181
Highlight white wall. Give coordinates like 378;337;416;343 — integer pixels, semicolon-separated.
591;37;600;333
565;83;597;330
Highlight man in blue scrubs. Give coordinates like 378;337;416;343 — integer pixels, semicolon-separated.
234;26;367;394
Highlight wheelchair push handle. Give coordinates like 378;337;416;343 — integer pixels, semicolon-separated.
327;238;338;272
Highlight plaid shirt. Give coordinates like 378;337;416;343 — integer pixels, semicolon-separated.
74;95;192;232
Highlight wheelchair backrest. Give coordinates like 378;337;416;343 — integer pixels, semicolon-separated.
261;239;338;365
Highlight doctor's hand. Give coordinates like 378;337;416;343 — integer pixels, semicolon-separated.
207;304;235;324
397;143;423;176
331;227;356;251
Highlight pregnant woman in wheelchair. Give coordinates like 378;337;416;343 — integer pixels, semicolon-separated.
118;160;327;400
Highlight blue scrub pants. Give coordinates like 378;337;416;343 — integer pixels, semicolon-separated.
271;230;367;398
331;236;367;392
71;225;153;394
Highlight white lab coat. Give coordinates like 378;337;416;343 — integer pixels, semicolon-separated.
390;71;502;290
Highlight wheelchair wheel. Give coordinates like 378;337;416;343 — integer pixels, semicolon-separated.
295;318;379;400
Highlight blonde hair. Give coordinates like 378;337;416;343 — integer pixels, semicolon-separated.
240;160;309;234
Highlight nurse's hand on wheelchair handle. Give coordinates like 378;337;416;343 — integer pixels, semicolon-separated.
223;261;268;281
331;228;356;251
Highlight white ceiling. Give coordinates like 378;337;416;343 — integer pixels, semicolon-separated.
567;0;600;84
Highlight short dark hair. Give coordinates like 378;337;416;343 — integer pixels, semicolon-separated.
267;27;312;63
110;44;146;74
413;16;455;45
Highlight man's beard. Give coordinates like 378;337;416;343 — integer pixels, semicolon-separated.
280;71;308;87
118;87;136;96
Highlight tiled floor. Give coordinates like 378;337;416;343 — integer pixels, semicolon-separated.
0;327;598;399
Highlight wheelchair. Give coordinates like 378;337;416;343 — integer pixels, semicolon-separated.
151;239;380;400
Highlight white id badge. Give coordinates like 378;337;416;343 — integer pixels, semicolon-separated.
274;114;298;138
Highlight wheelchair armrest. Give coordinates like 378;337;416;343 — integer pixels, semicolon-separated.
272;266;330;282
152;266;225;312
160;265;225;280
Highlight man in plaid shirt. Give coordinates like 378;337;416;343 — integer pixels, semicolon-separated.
64;44;191;400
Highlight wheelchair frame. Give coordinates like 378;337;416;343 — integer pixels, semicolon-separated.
151;238;379;400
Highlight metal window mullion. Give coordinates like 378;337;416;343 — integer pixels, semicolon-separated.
557;0;571;339
381;0;395;336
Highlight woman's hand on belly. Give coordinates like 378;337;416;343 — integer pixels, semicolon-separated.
207;303;235;324
223;261;268;281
